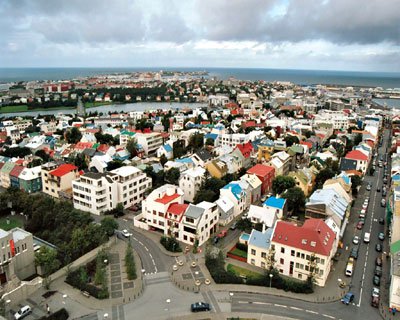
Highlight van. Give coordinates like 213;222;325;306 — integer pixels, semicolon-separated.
364;232;371;243
346;257;354;276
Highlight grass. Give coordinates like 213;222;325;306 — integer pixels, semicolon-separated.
84;101;114;109
0;216;24;231
0;105;76;114
226;264;263;279
230;248;248;259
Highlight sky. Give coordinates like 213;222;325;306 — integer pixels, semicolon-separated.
1;0;400;72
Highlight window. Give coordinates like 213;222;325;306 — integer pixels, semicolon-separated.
261;262;266;268
251;249;256;255
280;258;284;265
295;263;300;268
296;252;300;258
261;252;266;258
291;250;295;256
281;247;285;254
320;258;325;265
251;259;255;265
319;269;323;276
301;253;305;259
298;274;302;279
305;265;309;271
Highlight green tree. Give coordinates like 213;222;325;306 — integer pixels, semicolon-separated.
272;176;296;195
351;175;363;195
65;127;82;144
107;160;124;171
35;246;61;276
164;167;180;185
282;187;306;213
159;154;168;167
126;139;138;158
35;149;50;162
188;133;204;152
236;218;253;233
284;135;300;147
173;140;186;159
194;189;217;204
100;217;118;236
354;133;363;146
314;168;335;190
205;138;215;146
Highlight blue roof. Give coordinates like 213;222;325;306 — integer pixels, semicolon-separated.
248;228;273;249
223;182;243;200
263;196;286;210
338;172;351;185
176;157;193;163
163;144;173;152
205;133;218;140
392;175;400;181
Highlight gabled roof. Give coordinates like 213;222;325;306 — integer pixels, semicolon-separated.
263;196;286;210
155;193;180;205
195;149;213;161
345;150;368;161
272;218;335;256
49;163;77;177
167;203;188;217
163;144;173;152
247;164;275;178
222;182;244;200
248;228;273;249
9;165;24;178
236;142;253;159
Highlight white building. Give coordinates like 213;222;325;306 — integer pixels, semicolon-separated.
216;133;251;148
178;167;206;203
135;132;163;155
72;166;151;215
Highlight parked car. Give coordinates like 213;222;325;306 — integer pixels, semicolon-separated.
375;266;382;277
378;217;385;225
217;230;227;238
378;232;385;241
213;236;219;244
373;275;381;286
350;247;359;259
376;243;382;252
352;235;360;245
356;221;364;230
383;190;387;197
341;292;355;305
371;296;380;308
376;256;383;266
372;287;380;297
230;222;237;230
191;302;211;312
381;199;386;207
14;306;31;320
366;184;371;191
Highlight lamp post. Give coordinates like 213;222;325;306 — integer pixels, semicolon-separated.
269;274;273;289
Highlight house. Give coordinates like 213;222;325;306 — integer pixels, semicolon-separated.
89;154;113;173
216;196;235;226
247;164;275;194
240;174;262;203
178;167;206;203
157;143;174;160
0;162;16;188
236;142;254;168
41;162;79;199
271;218;337;286
288;168;315;197
344;150;369;174
256;140;275;162
269;151;293;176
72;166;151;215
9;165;25;189
18;166;42;193
339;158;358;172
220;182;249;217
247;228;274;269
263;196;287;219
206;159;228;179
305;188;350;227
191;149;213;167
247;205;277;229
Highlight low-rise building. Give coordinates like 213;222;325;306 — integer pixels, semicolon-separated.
179;167;206;203
247;164;275;194
135;132;163;155
41;162;79;199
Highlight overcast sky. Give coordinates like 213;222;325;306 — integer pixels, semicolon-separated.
1;0;400;71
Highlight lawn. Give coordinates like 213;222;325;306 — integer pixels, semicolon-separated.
0;216;24;231
226;264;263;279
230;248;248;259
84;101;114;108
0;105;76;114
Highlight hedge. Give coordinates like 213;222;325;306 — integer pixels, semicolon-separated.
160;236;182;252
235;242;248;252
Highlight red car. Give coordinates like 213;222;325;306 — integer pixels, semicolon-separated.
217;230;227;238
356;221;364;230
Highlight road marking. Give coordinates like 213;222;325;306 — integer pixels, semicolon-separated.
290;306;303;311
274;304;287;308
138;241;144;246
306;310;318;314
144;246;149;252
322;314;335;319
133;237;138;241
237;301;248;304
253;301;271;305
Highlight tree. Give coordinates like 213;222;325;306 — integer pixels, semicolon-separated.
159;154;168;167
205;138;215;146
100;217;118;236
107;160;124;171
272;176;296;195
126;139;138;158
35;246;61;276
65;127;82;144
354;133;363;146
194;189;217;204
35;149;50;162
314;168;335;190
0;146;31;158
164;167;180;185
351;175;363;195
282;187;306;213
236;218;253;233
173;140;186;159
325;158;340;174
284;135;300;147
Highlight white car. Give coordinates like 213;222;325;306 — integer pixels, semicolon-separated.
14;306;31;320
352;236;360;245
372;287;380;297
121;229;131;238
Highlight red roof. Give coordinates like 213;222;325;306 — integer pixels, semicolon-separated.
97;144;110;153
247;164;275;178
166;203;188;221
300;141;313;149
345;150;368;161
73;123;83;128
243;120;256;128
155;193;180;205
272;219;335;256
10;165;24;178
236;142;253;158
50;164;78;177
345;169;363;177
15;159;24;165
75;142;94;150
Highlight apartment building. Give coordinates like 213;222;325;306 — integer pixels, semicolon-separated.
72;166;151;215
41;162;79;199
179;167;206;203
216;133;251;148
135;132;163;155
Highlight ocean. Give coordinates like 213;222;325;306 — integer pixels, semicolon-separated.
1;67;400;89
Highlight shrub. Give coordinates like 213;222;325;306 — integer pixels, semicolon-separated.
235;243;248;252
160;236;182;252
39;308;69;320
205;248;242;284
125;243;137;280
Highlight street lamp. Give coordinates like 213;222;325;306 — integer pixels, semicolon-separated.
269;274;273;288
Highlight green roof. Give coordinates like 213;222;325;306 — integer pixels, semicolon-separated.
28;132;40;137
390;239;400;254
